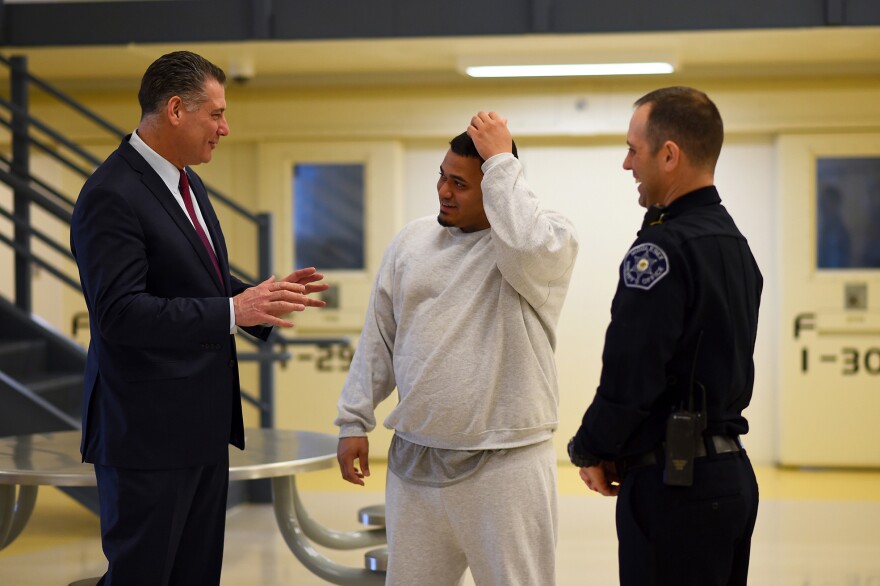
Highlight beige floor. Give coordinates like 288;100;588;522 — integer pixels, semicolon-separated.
1;464;879;585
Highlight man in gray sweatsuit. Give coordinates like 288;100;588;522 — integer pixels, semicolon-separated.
335;111;579;586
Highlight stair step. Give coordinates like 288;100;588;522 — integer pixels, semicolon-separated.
17;372;83;413
19;371;83;389
0;338;48;376
0;296;91;515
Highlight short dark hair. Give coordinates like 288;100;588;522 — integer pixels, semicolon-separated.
634;86;723;171
138;51;226;119
449;131;519;162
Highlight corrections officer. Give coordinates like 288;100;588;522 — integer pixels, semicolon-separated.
569;86;762;586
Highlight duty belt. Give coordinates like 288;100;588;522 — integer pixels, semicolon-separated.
617;435;742;478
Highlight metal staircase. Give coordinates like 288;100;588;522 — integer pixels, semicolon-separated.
0;52;278;436
0;53;346;510
0;295;84;436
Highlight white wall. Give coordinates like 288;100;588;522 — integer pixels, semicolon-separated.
715;140;779;463
404;138;779;464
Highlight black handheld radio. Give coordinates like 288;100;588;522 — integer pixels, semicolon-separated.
663;331;707;487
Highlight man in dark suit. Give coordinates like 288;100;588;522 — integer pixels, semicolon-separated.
70;51;327;586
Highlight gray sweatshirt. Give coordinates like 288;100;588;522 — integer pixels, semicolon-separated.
335;153;579;450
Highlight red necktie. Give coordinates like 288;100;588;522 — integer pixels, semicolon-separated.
179;169;223;283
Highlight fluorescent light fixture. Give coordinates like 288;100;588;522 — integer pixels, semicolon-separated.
465;62;674;78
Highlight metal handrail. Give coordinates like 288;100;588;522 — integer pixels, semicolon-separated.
0;231;81;291
0;152;77;210
0;110;95;178
0;54;263;217
0;162;73;223
0;52;296;428
0;96;105;168
0;205;74;260
0;53;127;138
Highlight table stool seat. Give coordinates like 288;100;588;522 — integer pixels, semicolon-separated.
365;547;388;572
358;504;386;526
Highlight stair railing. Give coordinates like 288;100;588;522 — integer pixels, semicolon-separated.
0;53;342;429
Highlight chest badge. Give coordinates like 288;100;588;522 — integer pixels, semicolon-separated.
623;242;670;290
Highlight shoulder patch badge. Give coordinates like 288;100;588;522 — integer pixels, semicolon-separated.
622;242;670;290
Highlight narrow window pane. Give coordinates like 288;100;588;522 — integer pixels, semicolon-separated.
293;163;365;270
816;157;880;269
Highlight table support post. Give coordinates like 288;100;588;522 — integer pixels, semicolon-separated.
290;477;386;549
271;475;386;585
0;484;38;550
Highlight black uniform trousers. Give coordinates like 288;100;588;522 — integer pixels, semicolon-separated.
616;449;759;586
94;451;230;586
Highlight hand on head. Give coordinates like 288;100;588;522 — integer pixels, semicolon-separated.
467;111;513;161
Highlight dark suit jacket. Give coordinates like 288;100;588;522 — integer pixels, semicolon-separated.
70;136;269;469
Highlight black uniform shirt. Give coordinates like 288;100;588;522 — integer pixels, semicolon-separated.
573;186;763;460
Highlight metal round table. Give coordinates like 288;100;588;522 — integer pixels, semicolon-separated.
0;428;385;585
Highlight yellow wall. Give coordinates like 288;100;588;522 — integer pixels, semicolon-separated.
4;72;880;467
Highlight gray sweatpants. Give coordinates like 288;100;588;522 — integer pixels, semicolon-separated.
384;439;558;586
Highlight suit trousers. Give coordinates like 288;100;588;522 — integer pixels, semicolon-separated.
94;452;230;586
616;449;759;586
384;439;557;586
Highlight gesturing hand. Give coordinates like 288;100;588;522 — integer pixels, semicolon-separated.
280;267;330;295
233;273;326;328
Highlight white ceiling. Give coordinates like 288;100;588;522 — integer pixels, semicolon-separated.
2;26;879;90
